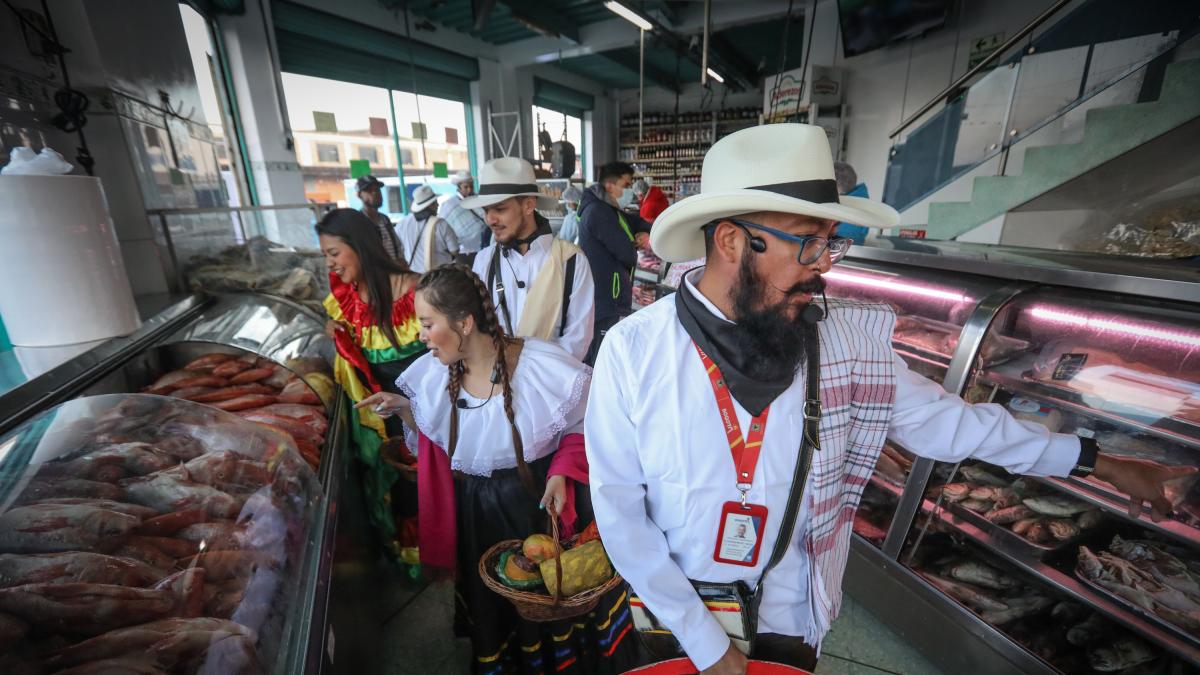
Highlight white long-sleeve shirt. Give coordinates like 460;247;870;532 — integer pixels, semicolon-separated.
471;234;595;362
394;214;458;273
585;270;1080;670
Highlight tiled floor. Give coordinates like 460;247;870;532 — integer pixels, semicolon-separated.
377;580;947;675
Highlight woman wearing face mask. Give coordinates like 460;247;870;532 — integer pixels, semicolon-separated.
317;208;427;567
578;161;653;366
558;183;583;244
356;265;641;674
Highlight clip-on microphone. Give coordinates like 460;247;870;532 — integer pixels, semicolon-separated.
800;291;829;325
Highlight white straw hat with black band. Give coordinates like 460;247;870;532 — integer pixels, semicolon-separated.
459;157;558;211
650;124;900;263
411;184;440;212
450;170;474;186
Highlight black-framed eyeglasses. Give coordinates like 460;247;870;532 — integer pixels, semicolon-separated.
727;218;852;265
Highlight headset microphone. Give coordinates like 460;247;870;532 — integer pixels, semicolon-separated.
516;281;525;289
456;398;468;409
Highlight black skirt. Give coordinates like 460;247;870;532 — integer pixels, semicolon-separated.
454;454;644;675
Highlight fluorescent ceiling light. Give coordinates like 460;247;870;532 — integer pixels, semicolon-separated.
605;1;652;31
706;68;725;84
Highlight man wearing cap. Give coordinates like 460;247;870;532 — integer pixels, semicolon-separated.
584;124;1190;674
357;174;404;261
394;184;459;273
440;170;489;257
463;157;595;361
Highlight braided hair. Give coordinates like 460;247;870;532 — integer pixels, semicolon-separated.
416;265;526;479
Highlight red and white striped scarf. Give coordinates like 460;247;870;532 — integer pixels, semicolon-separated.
806;298;898;625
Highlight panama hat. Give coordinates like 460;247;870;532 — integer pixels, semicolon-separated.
459;157;557;210
411;184;439;212
450;170;474;186
650;124;899;262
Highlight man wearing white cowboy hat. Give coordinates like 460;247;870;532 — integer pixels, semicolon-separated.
463;157;595;361
440;169;489;256
395;183;459;273
585;124;1190;674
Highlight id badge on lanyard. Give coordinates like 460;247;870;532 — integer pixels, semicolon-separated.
695;344;771;568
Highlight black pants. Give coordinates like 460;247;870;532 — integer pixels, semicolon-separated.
640;632;818;671
585;314;624;366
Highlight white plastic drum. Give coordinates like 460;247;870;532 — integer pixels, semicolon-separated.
0;175;141;346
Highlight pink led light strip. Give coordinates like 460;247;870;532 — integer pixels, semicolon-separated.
824;269;969;303
1028;305;1200;348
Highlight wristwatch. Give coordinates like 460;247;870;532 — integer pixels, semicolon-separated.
1070;437;1100;477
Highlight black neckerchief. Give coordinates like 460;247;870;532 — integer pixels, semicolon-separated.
675;277;795;416
503;216;552;254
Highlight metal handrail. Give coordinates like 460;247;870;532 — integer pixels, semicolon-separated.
888;0;1076;139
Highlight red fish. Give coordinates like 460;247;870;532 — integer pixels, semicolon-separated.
229;367;273;385
0;552;164;588
185;383;274;403
210;394;277;412
278;380;320;405
183;353;234;371
211;359;253;378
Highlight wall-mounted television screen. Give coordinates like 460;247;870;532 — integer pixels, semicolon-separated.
838;0;951;57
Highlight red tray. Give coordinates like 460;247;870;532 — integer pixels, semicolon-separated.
624;658;812;674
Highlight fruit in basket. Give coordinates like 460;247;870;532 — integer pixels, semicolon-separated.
497;551;543;590
539;540;613;597
577;521;601;545
522;534;559;564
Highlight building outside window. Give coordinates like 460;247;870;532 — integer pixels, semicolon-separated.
281;73;471;210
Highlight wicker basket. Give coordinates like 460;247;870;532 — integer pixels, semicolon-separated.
479;508;623;622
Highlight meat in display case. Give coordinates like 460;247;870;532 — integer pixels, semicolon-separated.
823;262;1005;384
822;261;999;551
859;273;1200;672
0;394;322;673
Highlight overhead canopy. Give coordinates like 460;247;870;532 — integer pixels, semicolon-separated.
271;0;480;102
533;77;594;118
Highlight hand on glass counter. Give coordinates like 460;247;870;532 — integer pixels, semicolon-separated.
1093;453;1198;522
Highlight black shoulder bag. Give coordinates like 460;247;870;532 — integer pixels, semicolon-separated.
629;324;821;657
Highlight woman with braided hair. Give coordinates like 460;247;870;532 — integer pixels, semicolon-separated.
357;264;641;674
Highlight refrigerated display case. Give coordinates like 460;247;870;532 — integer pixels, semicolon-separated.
830;242;1200;675
0;393;322;673
0;291;368;674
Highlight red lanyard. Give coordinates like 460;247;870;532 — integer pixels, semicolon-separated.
694;343;770;502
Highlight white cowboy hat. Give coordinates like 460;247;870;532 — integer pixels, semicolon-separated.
459;157;557;210
650;124;899;262
450;170;474;186
411;184;439;212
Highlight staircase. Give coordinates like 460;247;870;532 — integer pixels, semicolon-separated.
918;57;1200;240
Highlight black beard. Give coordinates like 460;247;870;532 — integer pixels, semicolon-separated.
729;249;825;381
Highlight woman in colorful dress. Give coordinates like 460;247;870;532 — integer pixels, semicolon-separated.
357;265;642;674
317;208;426;565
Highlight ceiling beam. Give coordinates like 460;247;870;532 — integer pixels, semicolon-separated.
500;0;580;43
636;12;754;92
709;34;761;87
471;0;497;33
595;49;680;93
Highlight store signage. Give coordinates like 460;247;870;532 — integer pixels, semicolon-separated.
763;67;804;119
898;228;927;239
969;32;1005;69
432;162;448;178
